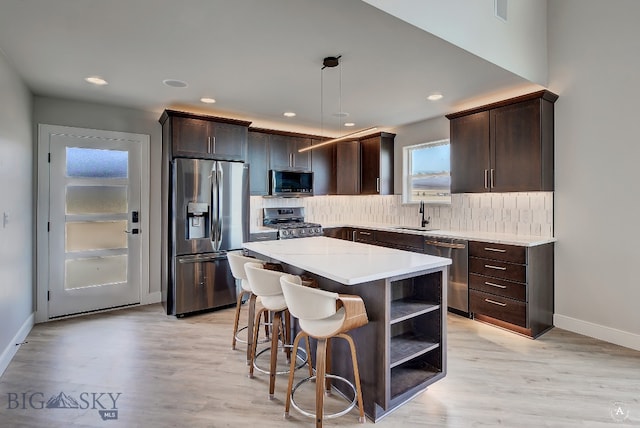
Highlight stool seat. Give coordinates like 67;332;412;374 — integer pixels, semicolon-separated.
299;307;345;338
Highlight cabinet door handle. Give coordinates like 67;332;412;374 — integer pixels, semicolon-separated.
485;264;507;271
485;281;507;289
212;136;216;153
207;136;212;153
352;230;356;241
376;177;380;193
485;298;507;307
359;231;371;236
289;153;294;167
490;168;495;188
484;247;506;253
484;169;489;189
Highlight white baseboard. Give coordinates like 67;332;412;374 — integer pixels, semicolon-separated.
0;313;34;377
141;291;161;305
554;314;640;351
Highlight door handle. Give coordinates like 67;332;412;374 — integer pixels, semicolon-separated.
376;177;380;193
484;298;507;307
485;264;507;271
124;229;140;234
490;168;495;188
484;169;489;189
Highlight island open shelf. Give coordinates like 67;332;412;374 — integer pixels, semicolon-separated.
243;236;450;422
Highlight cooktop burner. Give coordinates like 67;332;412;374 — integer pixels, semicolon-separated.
262;207;323;239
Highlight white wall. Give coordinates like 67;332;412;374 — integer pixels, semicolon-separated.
33;97;163;298
549;0;640;348
390;115;450;196
362;0;548;85
0;51;34;374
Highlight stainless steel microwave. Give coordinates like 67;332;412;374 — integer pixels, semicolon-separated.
269;170;313;197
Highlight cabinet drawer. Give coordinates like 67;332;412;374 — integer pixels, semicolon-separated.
354;229;376;243
375;230;424;252
469;241;525;264
469;273;526;301
469;257;526;283
470;290;526;328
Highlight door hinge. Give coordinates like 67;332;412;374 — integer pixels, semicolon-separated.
47;290;50;301
48;153;51;163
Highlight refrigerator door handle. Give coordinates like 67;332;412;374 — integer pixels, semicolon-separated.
216;163;224;251
210;166;218;249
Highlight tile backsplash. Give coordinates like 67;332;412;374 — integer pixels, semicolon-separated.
251;192;553;238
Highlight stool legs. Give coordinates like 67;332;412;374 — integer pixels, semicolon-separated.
284;332;314;418
339;333;365;423
245;294;258;364
269;311;283;399
315;338;328;428
284;333;365;427
231;290;251;350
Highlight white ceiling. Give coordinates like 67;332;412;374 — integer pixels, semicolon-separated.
0;0;541;136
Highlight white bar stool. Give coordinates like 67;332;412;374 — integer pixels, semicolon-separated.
244;263;311;399
280;276;368;427
227;251;269;364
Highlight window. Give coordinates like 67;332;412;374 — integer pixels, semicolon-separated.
402;139;451;204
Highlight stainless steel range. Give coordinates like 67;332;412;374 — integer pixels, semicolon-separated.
263;207;323;239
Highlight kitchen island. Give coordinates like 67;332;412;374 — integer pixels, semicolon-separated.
243;236;451;422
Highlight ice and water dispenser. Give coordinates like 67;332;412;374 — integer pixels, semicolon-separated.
186;202;209;240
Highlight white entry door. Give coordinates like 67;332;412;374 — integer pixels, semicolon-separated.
41;125;148;318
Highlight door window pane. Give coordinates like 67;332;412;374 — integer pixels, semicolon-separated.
66;186;127;214
66;221;128;252
66;147;128;178
65;255;127;289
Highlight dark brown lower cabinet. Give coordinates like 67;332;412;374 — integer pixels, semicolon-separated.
468;240;554;338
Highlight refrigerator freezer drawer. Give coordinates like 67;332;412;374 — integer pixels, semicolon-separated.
173;254;236;315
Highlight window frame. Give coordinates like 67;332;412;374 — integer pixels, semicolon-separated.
402;138;451;205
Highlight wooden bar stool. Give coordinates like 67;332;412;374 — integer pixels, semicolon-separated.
244;263;311;399
227;251;270;364
280;276;368;427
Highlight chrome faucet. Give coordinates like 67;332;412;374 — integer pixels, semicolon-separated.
419;201;430;228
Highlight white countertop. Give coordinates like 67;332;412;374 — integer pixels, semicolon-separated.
321;222;556;247
243;236;451;285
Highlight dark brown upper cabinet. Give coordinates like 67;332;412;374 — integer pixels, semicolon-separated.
159;110;250;161
268;133;311;171
310;139;335;196
447;90;557;193
335;139;360;195
247;131;270;196
359;132;395;195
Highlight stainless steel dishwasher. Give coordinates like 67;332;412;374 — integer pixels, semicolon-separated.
424;237;469;316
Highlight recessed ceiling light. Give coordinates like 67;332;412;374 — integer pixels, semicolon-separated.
427;93;443;101
200;97;216;104
344;122;355;127
283;112;296;117
163;79;188;88
84;76;108;86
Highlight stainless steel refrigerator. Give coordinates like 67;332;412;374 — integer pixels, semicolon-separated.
168;158;249;316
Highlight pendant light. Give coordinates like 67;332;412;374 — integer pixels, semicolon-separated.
298;55;377;153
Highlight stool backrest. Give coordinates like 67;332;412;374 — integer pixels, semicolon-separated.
245;262;285;297
280;276;339;321
227;251;262;281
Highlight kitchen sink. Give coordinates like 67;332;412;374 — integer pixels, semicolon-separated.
394;226;439;232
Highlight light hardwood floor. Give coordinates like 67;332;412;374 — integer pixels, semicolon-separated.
0;303;638;427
